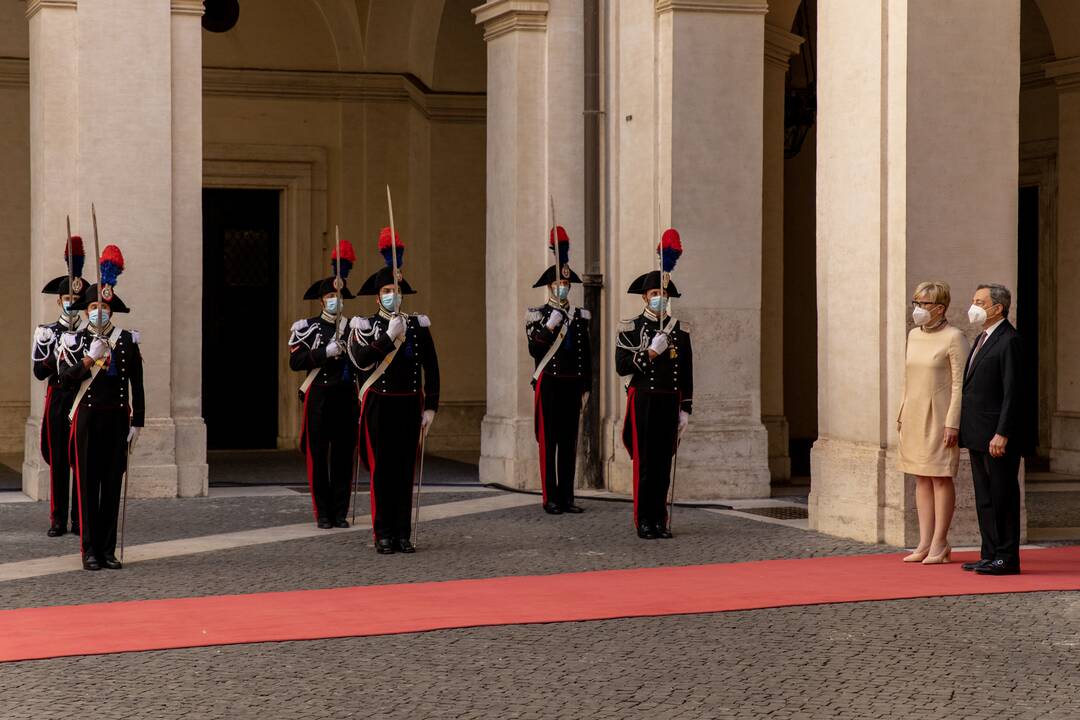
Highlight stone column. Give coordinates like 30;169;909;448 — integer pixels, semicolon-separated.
170;0;208;497
23;0;79;499
654;0;772;498
1042;58;1080;473
761;23;804;482
811;0;1021;545
473;0;550;488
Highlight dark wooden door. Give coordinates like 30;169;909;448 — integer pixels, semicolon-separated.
202;188;280;449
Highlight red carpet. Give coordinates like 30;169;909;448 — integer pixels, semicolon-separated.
2;546;1079;662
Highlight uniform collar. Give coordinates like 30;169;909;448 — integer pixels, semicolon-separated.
642;308;659;322
547;298;569;311
89;322;114;338
378;308;396;321
320;310;339;324
58;314;81;331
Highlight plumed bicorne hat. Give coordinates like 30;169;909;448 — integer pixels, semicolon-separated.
70;245;130;313
303;239;357;300
626;228;683;298
41;235;90;303
357;227;416;296
533;225;582;288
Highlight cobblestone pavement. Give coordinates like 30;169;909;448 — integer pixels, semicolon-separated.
2;484;1079;719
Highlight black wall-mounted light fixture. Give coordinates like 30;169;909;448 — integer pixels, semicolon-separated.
202;0;240;33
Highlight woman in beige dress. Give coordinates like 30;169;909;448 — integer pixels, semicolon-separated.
897;281;969;564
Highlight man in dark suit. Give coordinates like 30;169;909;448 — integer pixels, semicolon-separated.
958;283;1028;576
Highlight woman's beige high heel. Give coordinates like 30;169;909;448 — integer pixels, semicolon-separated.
903;547;930;563
922;544;952;564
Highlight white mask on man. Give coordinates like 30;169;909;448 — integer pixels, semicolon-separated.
967;304;987;325
912;307;931;326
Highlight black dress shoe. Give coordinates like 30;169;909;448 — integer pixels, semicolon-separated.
333;518;350;529
70;523;80;536
317;518;333;529
543;502;563;515
975;559;1021;576
962;559;992;572
375;538;396;554
654;525;674;539
395;538;416;554
637;523;657;540
47;525;65;538
561;504;585;514
101;554;123;570
82;554;101;571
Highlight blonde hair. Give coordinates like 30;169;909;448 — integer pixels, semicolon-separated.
912;281;950;308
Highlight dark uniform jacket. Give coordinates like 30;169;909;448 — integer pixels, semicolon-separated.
525;303;592;390
57;326;146;427
32;317;81;462
615;312;694;415
288;314;355;396
347;312;440;411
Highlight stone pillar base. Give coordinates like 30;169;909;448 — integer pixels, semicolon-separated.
479;414;539;490
21;418;49;500
174;416;208;498
763;414;790;480
1050;413;1080;475
605;418;770;500
811;438;1026;547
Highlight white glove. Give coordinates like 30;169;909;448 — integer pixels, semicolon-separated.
324;340;342;358
127;426;140;451
649;333;669;356
88;338;109;361
387;315;406;342
421;409;436;432
545;311;564;331
678;411;689;439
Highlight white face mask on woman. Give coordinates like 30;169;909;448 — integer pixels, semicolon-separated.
967;304;988;325
912;307;931;326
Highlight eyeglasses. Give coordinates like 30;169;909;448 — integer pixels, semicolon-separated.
911;301;940;309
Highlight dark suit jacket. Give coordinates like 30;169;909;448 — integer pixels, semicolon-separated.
958;320;1030;454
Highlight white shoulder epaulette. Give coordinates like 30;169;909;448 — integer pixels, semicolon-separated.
130;329;141;344
34;326;54;344
525;308;543;324
617;318;636;333
416;314;431;328
291;319;308;333
677;320;691;333
579;308;591;320
349;316;371;332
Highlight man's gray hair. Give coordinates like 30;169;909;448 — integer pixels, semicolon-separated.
977;283;1011;318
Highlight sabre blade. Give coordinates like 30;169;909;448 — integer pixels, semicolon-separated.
386;185;400;302
65;215;74;310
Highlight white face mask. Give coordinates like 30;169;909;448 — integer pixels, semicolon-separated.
967;304;988;325
912;307;931;326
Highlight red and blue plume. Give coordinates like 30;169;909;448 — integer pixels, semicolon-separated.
331;239;356;280
657;228;683;273
99;245;125;287
549;225;570;266
378;227;404;268
65;235;85;278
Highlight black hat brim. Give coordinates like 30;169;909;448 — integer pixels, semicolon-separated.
532;265;583;288
303;277;356;301
358;267;417;296
68;284;130;313
41;276;89;300
626;271;680;298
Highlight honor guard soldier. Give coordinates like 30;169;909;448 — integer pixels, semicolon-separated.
525;225;592;514
289;239;359;530
59;245;145;571
347;228;439;555
615;230;693;539
35;234;88;537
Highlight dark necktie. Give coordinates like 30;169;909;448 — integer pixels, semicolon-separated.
967;332;987;378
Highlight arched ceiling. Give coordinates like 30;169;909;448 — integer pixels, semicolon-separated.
1035;0;1080;58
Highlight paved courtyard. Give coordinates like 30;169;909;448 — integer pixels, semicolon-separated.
0;461;1078;719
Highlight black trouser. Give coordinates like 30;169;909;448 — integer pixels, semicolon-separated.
361;392;422;542
969;449;1022;565
534;374;584;508
71;406;129;559
44;387;78;528
303;382;360;522
625;389;679;528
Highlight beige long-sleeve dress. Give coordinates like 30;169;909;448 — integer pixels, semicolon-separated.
897;324;969;477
